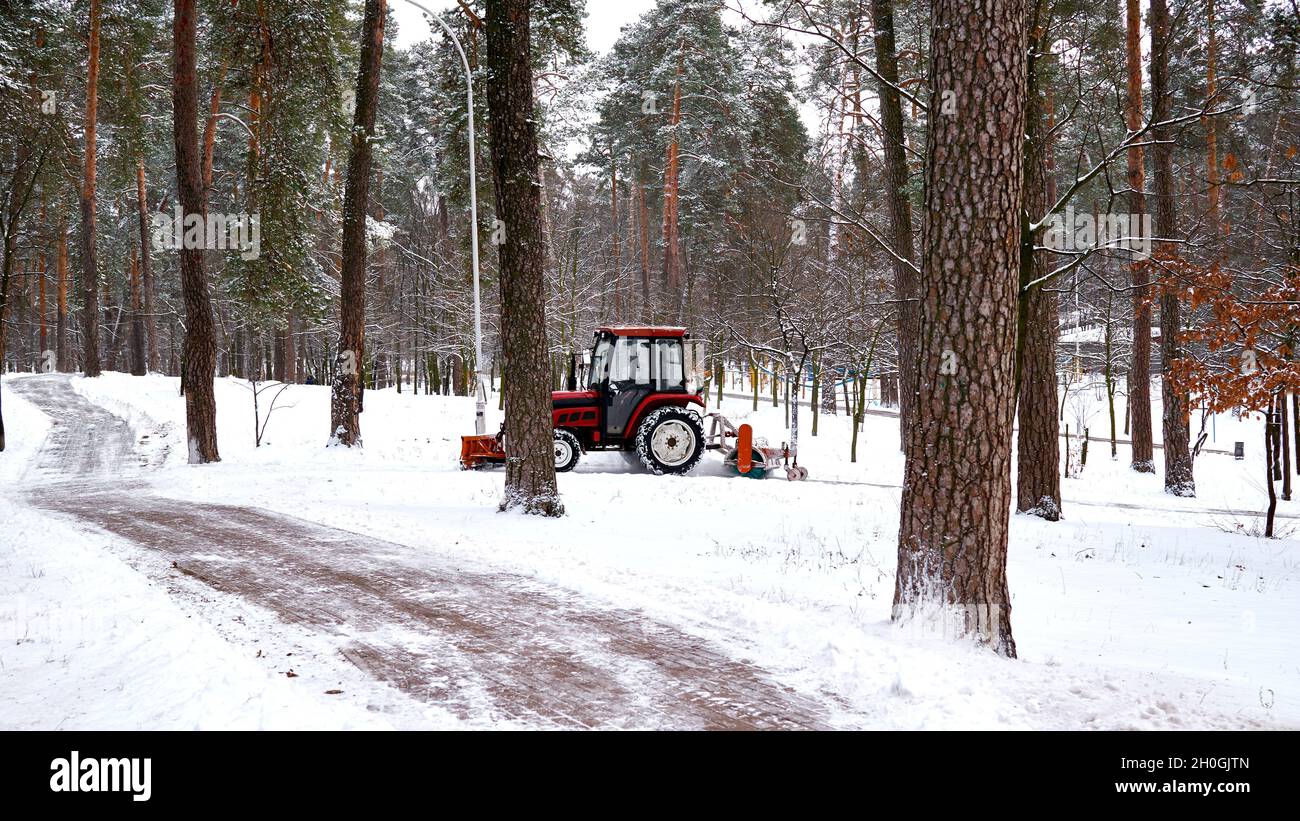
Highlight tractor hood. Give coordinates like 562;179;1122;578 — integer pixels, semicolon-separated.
552;390;598;409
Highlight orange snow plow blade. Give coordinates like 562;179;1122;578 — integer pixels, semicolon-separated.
460;434;506;470
737;424;753;474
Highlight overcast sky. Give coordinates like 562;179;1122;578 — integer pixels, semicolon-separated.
389;0;661;53
386;0;823;146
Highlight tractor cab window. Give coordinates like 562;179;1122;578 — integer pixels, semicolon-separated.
652;339;685;391
610;337;651;386
587;335;614;389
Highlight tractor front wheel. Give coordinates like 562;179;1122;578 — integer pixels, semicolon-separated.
635;407;705;475
554;429;581;472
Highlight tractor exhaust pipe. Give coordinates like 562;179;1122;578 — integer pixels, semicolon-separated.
566;352;578;392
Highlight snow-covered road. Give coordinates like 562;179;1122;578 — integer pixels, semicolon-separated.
9;375;837;729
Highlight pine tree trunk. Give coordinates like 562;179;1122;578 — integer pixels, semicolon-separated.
79;0;103;378
330;0;385;446
129;250;146;375
1281;391;1292;501
825;49;853;260
871;0;919;452
851;373;863;462
764;358;774;410
1265;409;1277;538
1293;392;1299;476
1270;394;1282;480
610;152;621;319
486;0;563;517
453;349;466;395
102;277;120;371
894;0;1027;657
173;0;219;462
661;56;684;313
1107;366;1118;458
34;193;48;364
284;312;296;383
810;356;820;436
273;328;286;382
0;202;17;383
136;158;158;372
201;61;227;197
56;221;67;370
1205;0;1220;239
1015;15;1061;520
881;372;897;406
1150;0;1195;496
1125;0;1154;472
636;163;651;315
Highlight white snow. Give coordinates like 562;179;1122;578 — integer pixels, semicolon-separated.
0;383;388;730
4;369;1297;729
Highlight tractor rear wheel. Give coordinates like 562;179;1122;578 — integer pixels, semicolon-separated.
553;429;581;472
635;407;704;475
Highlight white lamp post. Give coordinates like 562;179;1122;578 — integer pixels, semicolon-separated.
400;0;488;434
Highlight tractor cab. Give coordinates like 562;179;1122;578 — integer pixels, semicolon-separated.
578;327;698;438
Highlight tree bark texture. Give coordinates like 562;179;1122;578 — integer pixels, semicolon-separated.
486;0;564;517
1125;0;1154;472
129;250;146;375
80;0;103;378
1150;0;1195;496
1016;12;1061;520
869;0;919;452
894;0;1028;657
173;0;219;462
329;0;385;446
136;158;158;372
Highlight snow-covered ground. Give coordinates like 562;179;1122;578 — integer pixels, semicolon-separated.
3;369;1297;729
0;383;386;729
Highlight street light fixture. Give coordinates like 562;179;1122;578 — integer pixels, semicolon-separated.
400;0;488;434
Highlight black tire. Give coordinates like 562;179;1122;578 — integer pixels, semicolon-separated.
553;429;581;472
635;407;705;475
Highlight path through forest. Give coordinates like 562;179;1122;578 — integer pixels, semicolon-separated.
11;375;836;729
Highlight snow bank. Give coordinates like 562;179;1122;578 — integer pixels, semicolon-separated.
0;375;51;486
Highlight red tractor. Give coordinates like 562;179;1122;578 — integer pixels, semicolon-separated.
460;325;808;479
